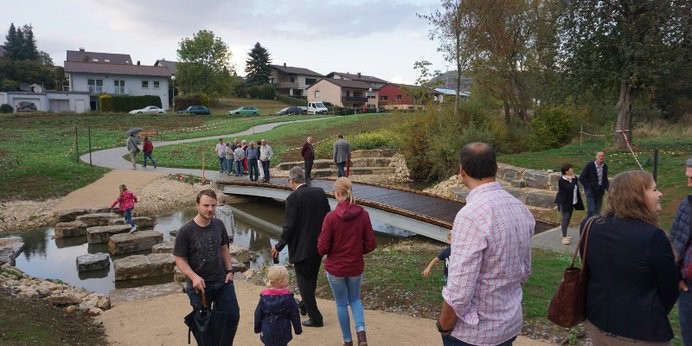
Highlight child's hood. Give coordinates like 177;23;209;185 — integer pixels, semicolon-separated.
259;289;295;315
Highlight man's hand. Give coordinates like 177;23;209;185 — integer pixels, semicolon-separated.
191;275;205;293
271;246;279;259
422;268;431;277
225;271;234;283
680;279;689;292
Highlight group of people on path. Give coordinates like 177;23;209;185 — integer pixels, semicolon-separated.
215;137;273;183
126;133;157;170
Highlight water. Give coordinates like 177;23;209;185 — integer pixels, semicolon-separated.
10;198;408;295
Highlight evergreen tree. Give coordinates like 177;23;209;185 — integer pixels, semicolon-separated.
20;25;39;60
3;23;21;59
244;42;272;86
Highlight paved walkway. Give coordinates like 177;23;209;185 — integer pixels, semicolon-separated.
531;226;580;254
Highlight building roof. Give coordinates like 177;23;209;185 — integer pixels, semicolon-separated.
312;78;379;90
325;71;388;84
154;59;178;75
434;87;470;97
66;49;133;64
270;64;323;77
64;61;171;77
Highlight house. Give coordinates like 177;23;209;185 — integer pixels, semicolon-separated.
378;83;441;110
0;91;90;113
434;88;470;103
63;49;172;111
154;59;178;75
269;63;323;97
306;78;379;109
325;71;388;90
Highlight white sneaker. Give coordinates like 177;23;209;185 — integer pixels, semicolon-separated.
122;218;127;223
561;236;571;245
129;225;138;233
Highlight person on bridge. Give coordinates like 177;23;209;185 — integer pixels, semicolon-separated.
173;189;240;345
233;144;246;177
579;151;609;217
247;141;260;182
225;139;234;175
318;177;377;346
272;166;331;328
241;140;249;174
215;138;226;174
333;134;350;178
436;142;535;346
142;136;157;169
301;137;315;181
260;139;274;183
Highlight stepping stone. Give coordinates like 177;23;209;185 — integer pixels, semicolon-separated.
76;212;120;227
56;208;92;222
0;237;24;266
113;253;175;281
108;216;156;228
152;240;174;254
109;282;182;305
87;225;132;244
526;190;557;209
108;230;163;255
55;220;88;238
76;253;110;272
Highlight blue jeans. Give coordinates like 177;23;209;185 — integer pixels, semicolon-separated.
234;161;243;176
123;208;135;227
186;281;240;345
584;189;604;217
442;334;516;346
326;272;365;342
224;158;232;173
218;157;225;172
336;161;347;177
680;288;692;346
143;152;156;167
248;158;259;181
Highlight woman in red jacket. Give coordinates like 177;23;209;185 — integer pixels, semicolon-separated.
318;177;377;346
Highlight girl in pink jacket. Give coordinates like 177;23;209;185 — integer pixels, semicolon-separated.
110;184;138;232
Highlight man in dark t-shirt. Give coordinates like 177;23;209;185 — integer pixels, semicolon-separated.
174;189;240;344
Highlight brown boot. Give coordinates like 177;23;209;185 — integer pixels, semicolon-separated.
342;341;353;346
357;331;368;346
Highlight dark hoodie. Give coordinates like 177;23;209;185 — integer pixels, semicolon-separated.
318;200;377;277
254;288;302;346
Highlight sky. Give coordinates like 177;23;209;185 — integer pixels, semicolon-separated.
1;0;450;84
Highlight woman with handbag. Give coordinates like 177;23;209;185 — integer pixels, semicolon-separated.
555;163;584;245
581;170;678;345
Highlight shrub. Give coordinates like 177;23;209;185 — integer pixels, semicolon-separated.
98;93;113;112
0;103;13;113
275;94;306;106
236;83;275;99
351;128;401;150
175;93;209;111
528;106;578;151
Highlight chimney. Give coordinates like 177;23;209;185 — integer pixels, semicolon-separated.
137;60;140;65
357;72;361;78
79;47;85;52
283;62;286;67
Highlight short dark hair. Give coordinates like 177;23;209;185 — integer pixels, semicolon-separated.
459;142;497;180
337;133;343;139
560;163;573;175
196;189;217;203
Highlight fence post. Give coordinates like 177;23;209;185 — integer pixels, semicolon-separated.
88;127;92;167
653;148;659;182
75;126;79;163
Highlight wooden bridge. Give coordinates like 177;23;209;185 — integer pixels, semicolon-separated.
217;178;558;242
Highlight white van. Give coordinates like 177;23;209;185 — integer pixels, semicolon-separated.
307;102;328;115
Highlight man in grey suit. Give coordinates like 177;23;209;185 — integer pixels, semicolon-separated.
333;133;350;177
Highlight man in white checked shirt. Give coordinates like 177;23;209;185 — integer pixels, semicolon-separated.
436;142;535;346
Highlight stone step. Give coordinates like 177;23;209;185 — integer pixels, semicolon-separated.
350;149;396;158
109;282;182;305
56;207;111;223
108;231;164;255
87;225;132;244
450;185;557;209
55;220;88;238
76;253;110;272
152;240;174;254
107;216;156;228
113;253;176;281
76;212;120;227
276;157;395;171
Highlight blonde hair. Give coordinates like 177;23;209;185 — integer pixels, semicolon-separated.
266;266;289;288
119;184;127;193
601;170;659;226
333;177;355;204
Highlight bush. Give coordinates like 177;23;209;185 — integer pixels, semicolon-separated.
275;94;306;106
528;106;578;151
0;103;13;113
236;83;275;99
98;93;113;112
99;95;162;113
175;93;209;111
351;129;401;150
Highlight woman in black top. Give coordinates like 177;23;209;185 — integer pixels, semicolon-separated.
555;163;584;245
581;170;678;344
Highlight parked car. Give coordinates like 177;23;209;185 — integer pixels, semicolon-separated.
228;106;260;116
16;101;37;112
307;102;328;115
129;105;165;114
275;106;305;115
177;105;210;115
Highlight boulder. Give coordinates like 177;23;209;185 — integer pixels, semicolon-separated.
56;208;92;223
17;287;39;299
54;220;88;238
152;240;174;254
231;258;247;273
86;307;102;316
76;253;110;272
505;188;529;204
108;231;163;255
0;238;24;266
523;170;551;190
510;180;527;188
548;172;561;191
87;225;132;244
228;244;256;264
113;253;176;281
526;190;558;209
76;213;120;227
46;292;83;306
108;216;156;228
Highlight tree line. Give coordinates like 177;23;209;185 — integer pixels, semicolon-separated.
0;23;59;91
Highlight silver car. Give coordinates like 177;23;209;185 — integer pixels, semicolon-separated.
129;106;165;114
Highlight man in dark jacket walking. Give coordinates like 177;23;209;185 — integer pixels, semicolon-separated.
333;134;350;178
669;157;692;345
301;136;315;181
272;166;331;327
579;151;609;217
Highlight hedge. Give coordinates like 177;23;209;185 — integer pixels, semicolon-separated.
99;94;113;112
0;103;13;113
275;94;306;106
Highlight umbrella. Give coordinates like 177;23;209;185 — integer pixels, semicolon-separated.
184;291;229;345
126;128;143;136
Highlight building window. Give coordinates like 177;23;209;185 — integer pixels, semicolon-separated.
396;95;402;101
290;76;295;83
142;81;149;88
88;79;103;94
153;81;160;89
315;90;320;98
305;78;316;85
380;96;388;101
114;80;125;94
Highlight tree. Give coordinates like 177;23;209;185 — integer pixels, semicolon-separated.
408;60;441;105
244;42;272;86
176;30;235;100
558;0;690;148
1;23;53;91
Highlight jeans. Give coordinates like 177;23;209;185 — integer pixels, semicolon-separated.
304;159;313;180
261;160;271;182
248;158;259;181
585;189;604;217
234;161;243;176
559;205;573;237
680;288;692;346
186;281;240;345
336;161;347;177
218;157;225;172
224;158;232;173
442;334;516;346
327;272;365;342
123;208;135;227
143;152;156;167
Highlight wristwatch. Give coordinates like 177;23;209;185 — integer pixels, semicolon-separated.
436;320;453;334
226;268;234;274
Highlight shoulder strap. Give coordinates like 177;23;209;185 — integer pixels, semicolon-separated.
570;216;596;269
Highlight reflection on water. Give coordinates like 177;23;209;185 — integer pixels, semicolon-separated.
10;197;408;295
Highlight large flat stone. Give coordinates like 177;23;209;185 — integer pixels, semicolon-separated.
108;216;156;228
108;231;163;255
548;173;561;191
56;209;92;223
523;170;551;189
76;253;110;272
109;282;183;305
55;220;88;238
151;240;174;254
113;253;176;281
87;225;132;244
76;213;120;227
526;190;557;209
0;238;24;266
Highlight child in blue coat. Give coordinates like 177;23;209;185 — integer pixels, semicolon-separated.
254;266;302;346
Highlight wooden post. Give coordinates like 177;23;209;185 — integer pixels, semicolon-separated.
202;152;206;181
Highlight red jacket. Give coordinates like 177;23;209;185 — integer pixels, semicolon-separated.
143;140;154;153
318;200;377;277
110;190;137;211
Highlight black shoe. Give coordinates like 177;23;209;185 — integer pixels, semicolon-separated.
302;319;323;327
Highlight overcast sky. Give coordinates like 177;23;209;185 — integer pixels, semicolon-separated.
2;0;450;84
